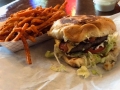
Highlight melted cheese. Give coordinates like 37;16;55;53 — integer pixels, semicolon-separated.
66;43;75;53
55;39;60;47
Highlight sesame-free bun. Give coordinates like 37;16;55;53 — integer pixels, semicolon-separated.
47;15;116;43
62;46;120;70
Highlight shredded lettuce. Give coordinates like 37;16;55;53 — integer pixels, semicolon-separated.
91;69;102;77
49;40;67;72
91;69;98;75
101;52;116;63
102;33;118;55
77;66;90;78
45;51;54;58
82;55;88;66
88;52;101;66
50;64;66;72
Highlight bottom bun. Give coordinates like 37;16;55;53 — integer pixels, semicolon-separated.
103;47;120;70
62;47;120;70
63;55;85;68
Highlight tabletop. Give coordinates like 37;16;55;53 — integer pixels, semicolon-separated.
0;0;120;90
0;0;120;20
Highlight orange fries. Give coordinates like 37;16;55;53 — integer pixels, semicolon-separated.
0;1;67;64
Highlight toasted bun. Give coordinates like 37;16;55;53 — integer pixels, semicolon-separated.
48;15;116;43
62;47;120;70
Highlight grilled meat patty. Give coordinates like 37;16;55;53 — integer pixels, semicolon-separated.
59;36;107;53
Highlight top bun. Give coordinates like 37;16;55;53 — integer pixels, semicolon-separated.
47;15;116;43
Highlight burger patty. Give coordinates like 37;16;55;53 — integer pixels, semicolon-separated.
59;36;107;53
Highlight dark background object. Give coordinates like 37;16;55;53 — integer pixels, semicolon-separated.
75;0;95;15
0;0;120;21
0;0;15;7
75;0;120;16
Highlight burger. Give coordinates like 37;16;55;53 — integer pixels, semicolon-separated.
47;15;119;71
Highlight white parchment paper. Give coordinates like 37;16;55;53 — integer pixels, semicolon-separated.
0;13;120;90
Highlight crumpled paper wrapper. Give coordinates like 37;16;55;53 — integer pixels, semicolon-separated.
0;34;51;52
0;14;120;90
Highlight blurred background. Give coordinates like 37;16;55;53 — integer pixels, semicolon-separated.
0;0;15;7
0;0;120;20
